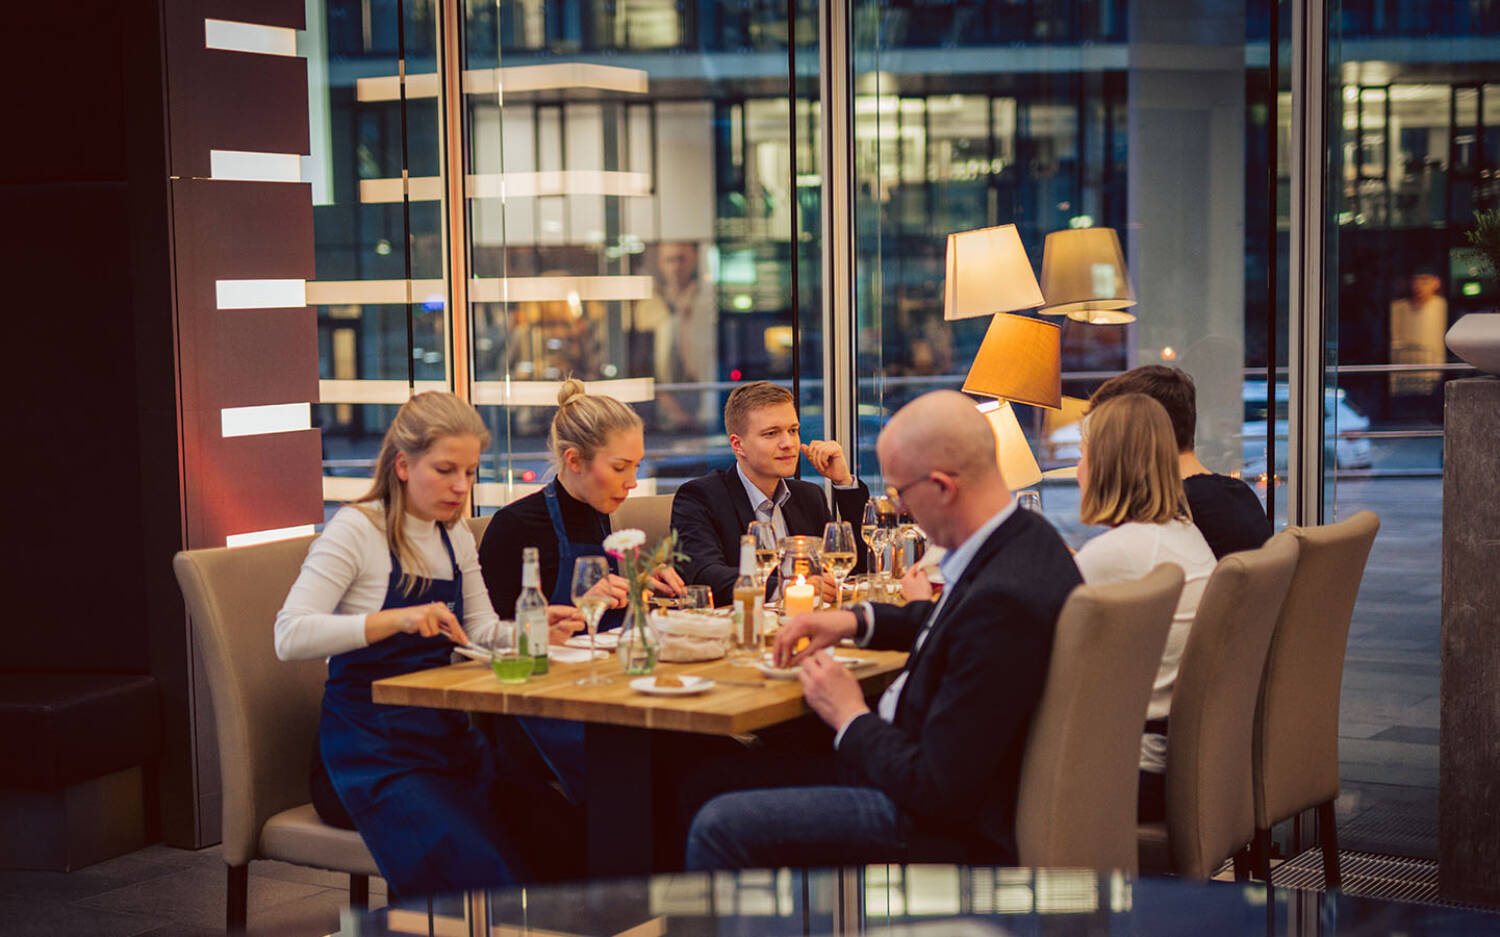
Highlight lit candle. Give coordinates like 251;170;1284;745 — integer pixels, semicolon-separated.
783;574;816;617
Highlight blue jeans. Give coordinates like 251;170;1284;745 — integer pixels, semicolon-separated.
686;785;908;870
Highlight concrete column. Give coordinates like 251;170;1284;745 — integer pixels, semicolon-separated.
1126;0;1248;474
1440;376;1500;901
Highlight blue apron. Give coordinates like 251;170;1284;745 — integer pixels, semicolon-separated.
318;525;524;896
518;482;622;801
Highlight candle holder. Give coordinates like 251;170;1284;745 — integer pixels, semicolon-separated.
775;535;823;608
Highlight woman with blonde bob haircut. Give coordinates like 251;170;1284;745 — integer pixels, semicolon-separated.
276;392;582;896
1074;393;1218;823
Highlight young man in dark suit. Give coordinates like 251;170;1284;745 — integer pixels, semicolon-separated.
672;381;870;605
683;391;1082;868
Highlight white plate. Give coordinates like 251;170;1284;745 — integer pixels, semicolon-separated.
754;654;871;679
630;675;715;696
455;645;606;663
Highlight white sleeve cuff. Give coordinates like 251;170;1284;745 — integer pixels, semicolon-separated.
854;602;876;647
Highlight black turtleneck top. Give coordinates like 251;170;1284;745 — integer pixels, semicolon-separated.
478;479;612;614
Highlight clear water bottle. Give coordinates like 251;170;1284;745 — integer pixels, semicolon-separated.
516;547;549;675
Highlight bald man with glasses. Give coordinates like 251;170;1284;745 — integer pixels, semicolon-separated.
683;391;1082;868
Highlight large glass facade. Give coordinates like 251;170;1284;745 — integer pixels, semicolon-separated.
1323;4;1499;857
307;0;822;513
295;0;1499;862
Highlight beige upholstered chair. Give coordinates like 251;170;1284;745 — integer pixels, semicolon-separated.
465;513;493;543
173;538;379;932
1252;511;1380;887
1017;564;1185;871
610;493;676;545
1137;533;1300;877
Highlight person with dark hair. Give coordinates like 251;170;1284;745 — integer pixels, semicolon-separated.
1088;366;1271;559
672;381;870;605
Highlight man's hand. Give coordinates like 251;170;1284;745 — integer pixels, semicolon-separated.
774;609;856;667
800;440;854;487
899;565;933;602
646;565;686;597
799;652;870;730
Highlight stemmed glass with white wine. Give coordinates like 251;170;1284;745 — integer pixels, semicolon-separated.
821;521;858;608
747;520;779;593
570;556;613;686
861;499;894;588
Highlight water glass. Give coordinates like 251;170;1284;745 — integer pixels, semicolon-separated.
681;584;713;610
489;620;533;684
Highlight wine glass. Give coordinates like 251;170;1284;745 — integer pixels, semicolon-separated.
821;522;857;608
747;521;779;591
570;556;613;686
861;500;892;583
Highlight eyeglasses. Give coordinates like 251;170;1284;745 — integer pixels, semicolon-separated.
884;475;937;510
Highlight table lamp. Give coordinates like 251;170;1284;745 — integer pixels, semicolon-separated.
944;224;1046;320
1037;227;1137;324
976;399;1043;492
960;312;1063;410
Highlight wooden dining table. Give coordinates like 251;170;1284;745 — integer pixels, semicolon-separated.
372;648;909;876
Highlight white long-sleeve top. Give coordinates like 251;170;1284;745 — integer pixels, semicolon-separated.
275;505;501;661
1073;518;1217;773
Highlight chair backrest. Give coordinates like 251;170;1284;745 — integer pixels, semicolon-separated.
465;513;492;544
1166;532;1300;877
611;493;675;546
1253;510;1380;828
1017;564;1185;871
173;536;320;867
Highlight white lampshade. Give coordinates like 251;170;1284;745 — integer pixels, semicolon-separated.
977;399;1043;491
1037;227;1137;324
944;224;1045;321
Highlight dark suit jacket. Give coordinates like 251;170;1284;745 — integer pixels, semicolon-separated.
672;467;870;606
838;507;1082;862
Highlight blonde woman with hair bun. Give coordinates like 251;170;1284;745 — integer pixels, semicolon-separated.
1073;392;1217;825
274;391;583;895
478;379;686;797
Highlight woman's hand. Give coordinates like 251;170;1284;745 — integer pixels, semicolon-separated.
365;602;468;646
586;573;631;609
547;604;585;643
900;565;933;602
646;565;686;597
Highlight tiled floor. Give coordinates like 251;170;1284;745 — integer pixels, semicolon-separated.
0;844;384;937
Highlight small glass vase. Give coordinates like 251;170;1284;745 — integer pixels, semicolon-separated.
616;595;659;675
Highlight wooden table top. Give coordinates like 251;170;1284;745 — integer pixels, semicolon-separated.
371;649;909;737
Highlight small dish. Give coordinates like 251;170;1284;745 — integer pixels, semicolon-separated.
629;675;715;696
754;654;872;679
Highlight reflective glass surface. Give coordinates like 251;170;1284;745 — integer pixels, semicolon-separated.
1324;1;1500;857
346;867;1500;936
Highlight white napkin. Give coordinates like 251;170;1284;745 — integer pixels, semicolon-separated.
549;645;608;663
564;631;620;649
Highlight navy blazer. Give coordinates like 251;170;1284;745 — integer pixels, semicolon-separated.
671;466;870;606
838;507;1083;862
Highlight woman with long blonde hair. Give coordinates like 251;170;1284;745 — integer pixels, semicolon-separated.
1074;392;1218;822
276;392;580;895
